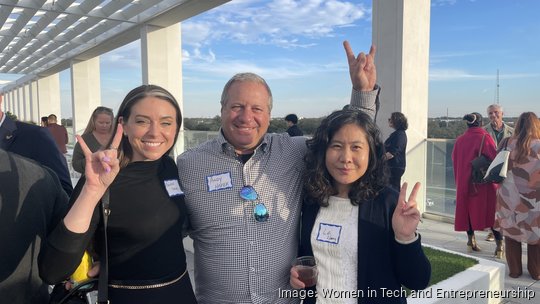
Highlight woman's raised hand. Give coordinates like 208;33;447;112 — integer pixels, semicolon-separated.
63;125;124;233
392;182;421;242
77;124;123;192
343;40;377;92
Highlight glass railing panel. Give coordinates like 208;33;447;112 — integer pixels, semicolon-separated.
425;139;456;218
67;131;458;219
183;130;220;150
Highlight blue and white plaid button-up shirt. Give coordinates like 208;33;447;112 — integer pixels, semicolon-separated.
177;88;378;304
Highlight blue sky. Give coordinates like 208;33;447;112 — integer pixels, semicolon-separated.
3;0;540;118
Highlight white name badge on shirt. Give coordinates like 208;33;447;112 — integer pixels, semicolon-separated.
316;223;342;244
206;172;233;192
164;179;183;197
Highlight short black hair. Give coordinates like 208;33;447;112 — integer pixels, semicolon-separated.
463;112;483;128
285;114;298;124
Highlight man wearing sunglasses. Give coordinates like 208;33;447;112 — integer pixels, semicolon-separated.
177;41;380;304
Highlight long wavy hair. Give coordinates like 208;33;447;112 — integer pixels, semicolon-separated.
106;85;182;168
513;112;540;163
303;109;388;207
83;106;114;134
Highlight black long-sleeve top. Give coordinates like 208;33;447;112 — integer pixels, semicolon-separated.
39;156;188;283
384;129;407;170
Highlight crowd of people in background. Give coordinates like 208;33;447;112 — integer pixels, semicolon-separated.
1;36;539;304
451;105;540;281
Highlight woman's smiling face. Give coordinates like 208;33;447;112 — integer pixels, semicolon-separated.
121;96;177;162
325;123;370;198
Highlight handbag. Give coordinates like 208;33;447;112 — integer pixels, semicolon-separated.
484;138;511;183
470;134;491;184
48;190;111;304
48;279;98;304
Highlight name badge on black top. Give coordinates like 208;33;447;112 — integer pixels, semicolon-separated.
164;179;183;197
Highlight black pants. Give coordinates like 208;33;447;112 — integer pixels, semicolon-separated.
467;221;502;241
389;167;405;191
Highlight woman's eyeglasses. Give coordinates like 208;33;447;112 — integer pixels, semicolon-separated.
240;186;269;222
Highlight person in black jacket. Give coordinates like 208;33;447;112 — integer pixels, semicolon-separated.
290;109;430;304
0;149;69;304
285;113;304;137
384;112;408;191
0;97;73;195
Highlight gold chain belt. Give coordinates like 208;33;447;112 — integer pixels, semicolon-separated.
109;269;187;290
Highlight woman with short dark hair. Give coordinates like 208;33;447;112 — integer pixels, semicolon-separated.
384;112;408;191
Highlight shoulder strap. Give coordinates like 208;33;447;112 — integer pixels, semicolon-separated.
496;136;511;152
503;137;510;150
478;134;486;157
97;190;110;304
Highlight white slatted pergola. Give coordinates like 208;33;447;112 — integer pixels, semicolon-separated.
0;0;229;87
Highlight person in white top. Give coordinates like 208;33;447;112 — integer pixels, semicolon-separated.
290;109;431;304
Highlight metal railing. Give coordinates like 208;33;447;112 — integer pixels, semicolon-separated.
67;131;458;219
425;138;456;219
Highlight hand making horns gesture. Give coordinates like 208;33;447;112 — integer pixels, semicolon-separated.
77;124;124;192
343;40;377;92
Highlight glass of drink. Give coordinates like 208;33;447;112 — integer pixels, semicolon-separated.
292;256;318;287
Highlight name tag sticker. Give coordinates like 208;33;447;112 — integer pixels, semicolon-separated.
164;179;183;197
316;223;342;244
206;172;233;192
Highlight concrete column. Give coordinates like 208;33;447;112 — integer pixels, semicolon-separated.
70;56;101;137
23;83;32;123
12;90;18;116
29;81;39;124
1;92;6;112
8;90;14;114
140;23;184;156
373;0;430;211
2;91;8;112
19;86;26;122
11;90;16;117
37;74;61;120
16;87;23;120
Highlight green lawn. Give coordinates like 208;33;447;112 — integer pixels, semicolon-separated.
424;246;478;286
403;246;478;298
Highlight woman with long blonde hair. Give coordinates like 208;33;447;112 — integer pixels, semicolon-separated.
496;112;540;279
71;106;114;173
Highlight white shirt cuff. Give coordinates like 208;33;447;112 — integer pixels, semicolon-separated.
395;233;419;245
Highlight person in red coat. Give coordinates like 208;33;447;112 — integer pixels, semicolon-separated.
452;112;503;257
